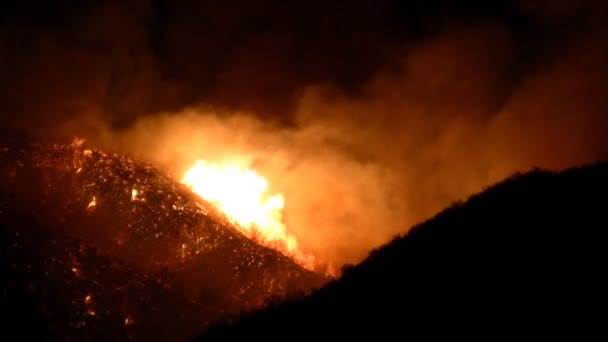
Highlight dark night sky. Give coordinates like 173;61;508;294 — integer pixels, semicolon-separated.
1;0;605;131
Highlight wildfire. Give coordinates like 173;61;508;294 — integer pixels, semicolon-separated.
181;160;314;269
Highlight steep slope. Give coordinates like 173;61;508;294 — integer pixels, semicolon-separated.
199;162;608;339
0;129;327;341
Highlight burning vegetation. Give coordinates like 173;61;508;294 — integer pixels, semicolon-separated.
2;1;608;340
0;129;327;340
182;160;315;270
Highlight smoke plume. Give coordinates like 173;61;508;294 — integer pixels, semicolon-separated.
2;0;607;269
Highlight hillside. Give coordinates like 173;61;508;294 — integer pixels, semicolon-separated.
198;162;608;339
0;129;327;341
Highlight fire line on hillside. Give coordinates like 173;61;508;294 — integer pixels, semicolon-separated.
181;160;316;271
0;131;328;340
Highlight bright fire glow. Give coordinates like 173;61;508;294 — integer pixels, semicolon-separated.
87;196;96;208
181;160;314;270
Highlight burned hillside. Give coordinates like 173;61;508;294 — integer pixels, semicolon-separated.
0;129;327;341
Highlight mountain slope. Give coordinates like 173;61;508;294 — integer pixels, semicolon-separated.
0;129;327;341
198;162;608;339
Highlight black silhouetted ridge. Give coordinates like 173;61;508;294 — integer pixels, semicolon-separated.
198;162;608;340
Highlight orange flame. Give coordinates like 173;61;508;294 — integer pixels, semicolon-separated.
181;160;314;269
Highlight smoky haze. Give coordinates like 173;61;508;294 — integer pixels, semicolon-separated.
1;0;607;269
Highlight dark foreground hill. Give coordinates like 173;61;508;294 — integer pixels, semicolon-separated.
198;162;608;340
0;129;326;341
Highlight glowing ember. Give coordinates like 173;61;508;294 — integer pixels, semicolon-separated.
182;160;314;269
131;189;138;201
87;197;96;209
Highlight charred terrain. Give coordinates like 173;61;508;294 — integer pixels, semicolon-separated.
0;129;326;341
198;161;608;339
2;127;607;341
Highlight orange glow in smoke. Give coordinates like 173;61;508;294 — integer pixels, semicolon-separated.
181;160;314;269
